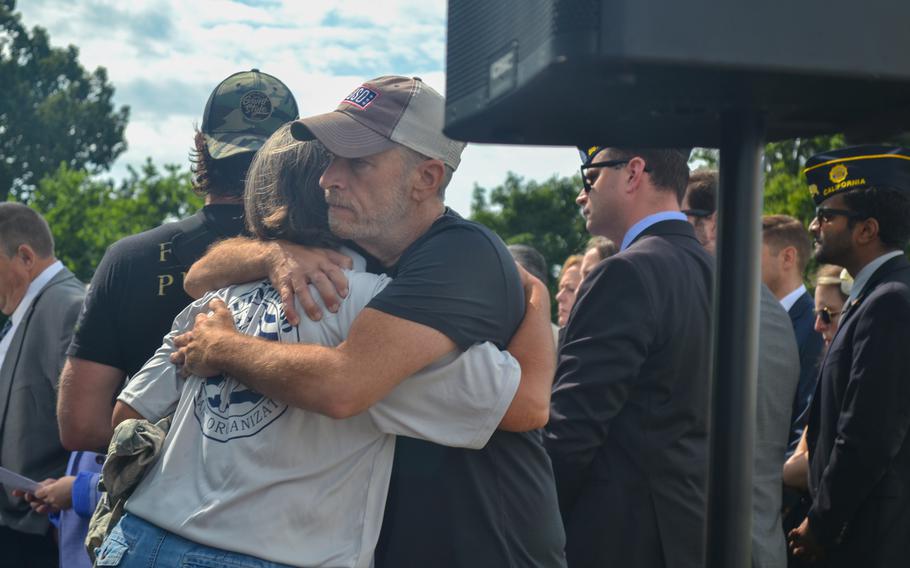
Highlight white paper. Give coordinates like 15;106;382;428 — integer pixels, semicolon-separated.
0;466;40;493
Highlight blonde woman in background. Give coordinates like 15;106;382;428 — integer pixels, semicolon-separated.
555;254;583;327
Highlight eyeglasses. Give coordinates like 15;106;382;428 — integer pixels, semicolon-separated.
682;208;713;219
815;206;863;224
814;305;842;325
580;159;651;193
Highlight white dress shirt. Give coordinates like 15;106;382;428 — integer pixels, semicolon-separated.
0;260;64;368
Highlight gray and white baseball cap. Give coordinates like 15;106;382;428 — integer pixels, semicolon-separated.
290;76;466;170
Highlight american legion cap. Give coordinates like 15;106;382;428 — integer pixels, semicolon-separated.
290;76;466;170
803;145;910;206
201;69;299;160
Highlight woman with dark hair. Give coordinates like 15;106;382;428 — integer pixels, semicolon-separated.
95;125;537;568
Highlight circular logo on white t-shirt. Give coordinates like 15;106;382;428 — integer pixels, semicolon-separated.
191;286;289;442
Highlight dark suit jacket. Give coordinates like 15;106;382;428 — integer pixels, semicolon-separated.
545;220;714;568
806;254;910;567
0;267;84;534
787;291;825;452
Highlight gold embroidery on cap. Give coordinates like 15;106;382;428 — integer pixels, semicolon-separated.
829;164;848;184
809;184;819;197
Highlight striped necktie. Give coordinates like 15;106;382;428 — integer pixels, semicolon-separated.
0;319;11;343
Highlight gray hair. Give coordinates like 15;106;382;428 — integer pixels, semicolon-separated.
0;203;54;258
508;244;548;285
398;145;455;199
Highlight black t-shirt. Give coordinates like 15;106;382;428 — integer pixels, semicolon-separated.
371;210;566;568
67;204;245;379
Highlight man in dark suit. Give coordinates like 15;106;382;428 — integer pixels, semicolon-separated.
761;214;826;453
545;146;713;568
0;203;84;566
789;145;910;567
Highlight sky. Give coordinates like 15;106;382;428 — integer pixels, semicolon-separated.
17;0;582;216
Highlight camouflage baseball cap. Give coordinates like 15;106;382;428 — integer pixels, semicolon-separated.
201;69;299;160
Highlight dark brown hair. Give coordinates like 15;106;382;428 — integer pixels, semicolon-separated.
190;130;256;198
244;125;341;249
685;169;718;213
608;148;691;203
762;214;812;273
841;185;910;249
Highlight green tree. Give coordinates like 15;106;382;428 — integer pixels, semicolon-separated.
0;0;128;202
30;161;201;281
471;172;588;296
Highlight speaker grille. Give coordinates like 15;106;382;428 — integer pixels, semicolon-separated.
447;0;553;102
553;0;601;33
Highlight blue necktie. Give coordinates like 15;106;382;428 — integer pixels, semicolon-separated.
0;319;12;343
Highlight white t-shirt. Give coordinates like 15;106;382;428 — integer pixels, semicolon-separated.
119;264;520;567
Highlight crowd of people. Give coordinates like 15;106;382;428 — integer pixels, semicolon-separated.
0;67;908;568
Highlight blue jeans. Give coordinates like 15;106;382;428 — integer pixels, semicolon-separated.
94;513;295;567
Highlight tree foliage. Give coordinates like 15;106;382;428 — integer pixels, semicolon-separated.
30;161;201;281
470;172;588;296
0;0;129;202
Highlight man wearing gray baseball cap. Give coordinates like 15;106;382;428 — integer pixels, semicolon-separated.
176;76;567;567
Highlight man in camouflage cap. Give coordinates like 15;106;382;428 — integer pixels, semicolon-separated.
202;68;298;160
57;69;299;455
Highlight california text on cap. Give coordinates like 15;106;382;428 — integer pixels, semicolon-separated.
202;68;299;160
803;145;910;206
290;76;466;170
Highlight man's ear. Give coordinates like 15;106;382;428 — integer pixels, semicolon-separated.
15;244;37;269
624;157;648;193
411;158;446;201
781;245;797;270
706;212;718;242
854;217;880;247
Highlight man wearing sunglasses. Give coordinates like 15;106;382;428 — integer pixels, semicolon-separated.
788;146;910;568
545;146;713;568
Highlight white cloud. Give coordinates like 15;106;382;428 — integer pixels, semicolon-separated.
18;0;581;215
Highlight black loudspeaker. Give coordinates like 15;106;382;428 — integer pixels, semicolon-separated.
444;0;910;147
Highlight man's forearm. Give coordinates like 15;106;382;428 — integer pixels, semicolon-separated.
499;279;556;432
184;237;272;298
206;332;368;419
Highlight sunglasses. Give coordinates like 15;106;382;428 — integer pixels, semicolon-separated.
682;208;713;218
814;305;842;325
580;159;651;193
815;206;863;224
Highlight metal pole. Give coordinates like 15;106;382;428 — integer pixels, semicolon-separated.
706;110;765;568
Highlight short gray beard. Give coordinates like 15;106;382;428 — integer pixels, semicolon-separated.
328;183;411;242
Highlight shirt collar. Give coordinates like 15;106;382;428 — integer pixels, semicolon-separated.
620;211;688;251
10;261;64;326
846;250;904;306
779;284;807;312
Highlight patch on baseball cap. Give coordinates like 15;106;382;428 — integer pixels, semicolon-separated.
202;69;299;160
342;86;380;110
